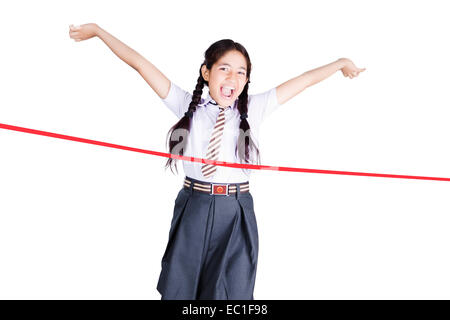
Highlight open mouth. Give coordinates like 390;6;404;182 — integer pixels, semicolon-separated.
220;86;235;100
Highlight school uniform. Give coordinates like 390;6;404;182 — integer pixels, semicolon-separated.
156;81;280;300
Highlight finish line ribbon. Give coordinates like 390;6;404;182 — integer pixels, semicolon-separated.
1;122;449;182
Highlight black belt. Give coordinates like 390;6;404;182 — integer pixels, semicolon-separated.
184;176;249;196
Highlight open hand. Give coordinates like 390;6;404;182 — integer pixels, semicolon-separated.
69;23;99;42
339;58;366;79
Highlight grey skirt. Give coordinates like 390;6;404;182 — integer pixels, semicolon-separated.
157;176;259;300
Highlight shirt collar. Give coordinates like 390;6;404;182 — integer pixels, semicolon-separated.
199;91;237;110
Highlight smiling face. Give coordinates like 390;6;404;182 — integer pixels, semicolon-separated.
201;50;249;108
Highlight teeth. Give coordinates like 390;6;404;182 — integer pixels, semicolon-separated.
221;86;234;98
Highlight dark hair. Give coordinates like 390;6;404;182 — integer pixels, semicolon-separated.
165;39;261;175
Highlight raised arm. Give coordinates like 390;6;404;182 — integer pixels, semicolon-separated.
275;58;366;105
68;23;170;99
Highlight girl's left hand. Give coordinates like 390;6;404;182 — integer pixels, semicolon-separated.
339;58;366;79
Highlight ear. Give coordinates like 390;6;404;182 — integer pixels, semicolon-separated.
201;65;209;82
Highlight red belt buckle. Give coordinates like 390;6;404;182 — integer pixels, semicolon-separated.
211;184;229;196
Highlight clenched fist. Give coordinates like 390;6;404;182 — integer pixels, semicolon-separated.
339;58;366;79
69;23;99;42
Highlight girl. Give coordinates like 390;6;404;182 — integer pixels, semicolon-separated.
69;23;365;300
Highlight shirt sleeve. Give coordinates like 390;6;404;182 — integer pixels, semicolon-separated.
247;87;280;127
160;81;193;119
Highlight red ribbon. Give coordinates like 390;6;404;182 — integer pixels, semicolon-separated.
1;122;449;182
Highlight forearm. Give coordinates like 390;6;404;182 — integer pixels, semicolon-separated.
95;25;143;71
275;57;362;105
302;58;346;88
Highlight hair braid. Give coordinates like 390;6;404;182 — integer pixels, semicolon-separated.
164;67;205;175
235;81;261;167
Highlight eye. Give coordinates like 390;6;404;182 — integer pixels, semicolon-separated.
220;67;245;76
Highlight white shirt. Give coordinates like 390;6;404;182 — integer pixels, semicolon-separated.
161;81;280;183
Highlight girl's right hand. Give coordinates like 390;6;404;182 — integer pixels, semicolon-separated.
69;23;99;42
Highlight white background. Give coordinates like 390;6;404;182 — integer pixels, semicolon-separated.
1;0;450;299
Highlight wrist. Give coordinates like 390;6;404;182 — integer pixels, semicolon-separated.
337;58;349;69
93;23;101;37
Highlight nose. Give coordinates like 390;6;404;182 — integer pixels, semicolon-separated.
225;72;238;84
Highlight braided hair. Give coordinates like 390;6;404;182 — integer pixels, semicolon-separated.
165;39;261;175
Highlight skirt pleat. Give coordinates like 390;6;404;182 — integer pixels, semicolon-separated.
156;182;258;300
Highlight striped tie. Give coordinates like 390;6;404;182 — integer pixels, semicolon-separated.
201;106;226;179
